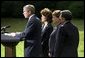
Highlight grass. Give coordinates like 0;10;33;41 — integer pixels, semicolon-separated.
1;18;84;57
72;19;84;57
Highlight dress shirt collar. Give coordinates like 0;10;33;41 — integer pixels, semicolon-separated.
29;14;35;21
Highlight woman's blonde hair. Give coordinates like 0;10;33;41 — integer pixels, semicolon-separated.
52;10;61;18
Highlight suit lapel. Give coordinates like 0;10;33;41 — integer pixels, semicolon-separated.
41;23;49;36
25;14;36;28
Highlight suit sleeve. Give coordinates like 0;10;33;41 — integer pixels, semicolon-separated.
53;27;66;57
15;21;35;40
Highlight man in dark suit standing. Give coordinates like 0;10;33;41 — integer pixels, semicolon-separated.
1;4;42;57
17;4;42;57
49;10;79;57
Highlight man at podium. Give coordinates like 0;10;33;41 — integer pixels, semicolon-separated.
1;4;42;57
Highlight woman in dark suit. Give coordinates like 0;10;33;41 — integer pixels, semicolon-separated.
48;10;61;57
49;10;79;57
40;8;53;57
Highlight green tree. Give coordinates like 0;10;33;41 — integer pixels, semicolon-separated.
68;1;84;19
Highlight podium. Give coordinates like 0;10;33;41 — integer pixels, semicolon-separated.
1;33;20;57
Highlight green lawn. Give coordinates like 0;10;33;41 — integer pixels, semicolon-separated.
1;18;84;57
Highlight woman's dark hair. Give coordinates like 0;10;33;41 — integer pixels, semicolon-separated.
40;8;52;23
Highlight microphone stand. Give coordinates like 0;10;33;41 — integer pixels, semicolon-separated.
1;26;10;34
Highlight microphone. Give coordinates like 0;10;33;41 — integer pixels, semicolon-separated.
1;25;11;31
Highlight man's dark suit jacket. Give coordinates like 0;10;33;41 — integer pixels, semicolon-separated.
41;23;53;57
1;14;42;57
19;14;42;57
49;21;79;57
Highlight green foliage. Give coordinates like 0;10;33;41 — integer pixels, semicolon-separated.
1;1;24;18
55;1;71;10
1;1;84;19
69;1;84;19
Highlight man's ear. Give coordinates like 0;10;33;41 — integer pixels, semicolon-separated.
61;17;65;22
63;17;65;21
28;11;31;14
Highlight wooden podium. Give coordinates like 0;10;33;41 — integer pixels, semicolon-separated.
5;46;16;57
1;33;19;57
